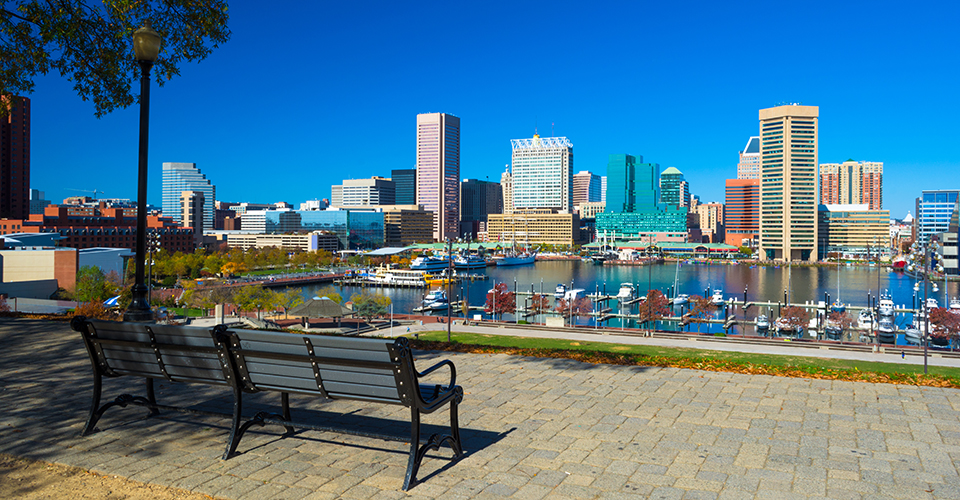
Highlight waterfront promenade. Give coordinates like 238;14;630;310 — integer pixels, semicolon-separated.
1;317;959;499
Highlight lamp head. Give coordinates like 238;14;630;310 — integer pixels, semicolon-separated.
133;21;162;62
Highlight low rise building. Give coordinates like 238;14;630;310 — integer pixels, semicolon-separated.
213;231;340;252
487;209;585;246
817;204;890;260
383;205;433;246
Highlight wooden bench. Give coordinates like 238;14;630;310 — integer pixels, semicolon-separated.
71;317;464;490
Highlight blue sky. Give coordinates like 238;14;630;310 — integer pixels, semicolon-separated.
28;0;960;219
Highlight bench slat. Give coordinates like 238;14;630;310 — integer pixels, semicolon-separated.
237;330;394;352
237;339;393;364
249;372;401;401
244;360;397;389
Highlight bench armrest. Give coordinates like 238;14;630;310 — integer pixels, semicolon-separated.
416;359;456;389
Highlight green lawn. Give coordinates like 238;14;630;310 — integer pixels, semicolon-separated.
407;330;960;380
170;307;206;317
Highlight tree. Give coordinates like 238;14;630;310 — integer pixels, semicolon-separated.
529;294;551;315
278;288;304;319
779;306;810;335
75;265;113;302
351;291;390;322
484;282;515;321
637;289;670;333
687;295;717;333
232;284;270;319
314;286;342;304
1;0;230;117
928;308;960;344
555;296;592;324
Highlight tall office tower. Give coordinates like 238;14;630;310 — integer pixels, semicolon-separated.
737;136;761;179
180;190;205;245
659;167;690;208
501;167;513;215
606;154;661;213
758;104;819;261
162;162;215;231
695;202;725;242
573;171;602;206
1;96;30;219
391;168;417;205
460;179;502;237
600;176;607;203
724;179;760;248
511;135;574;213
29;188;49;214
330;177;395;207
915;190;959;244
416;112;460;241
819;161;883;210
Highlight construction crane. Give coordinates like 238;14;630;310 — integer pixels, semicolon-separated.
66;188;104;198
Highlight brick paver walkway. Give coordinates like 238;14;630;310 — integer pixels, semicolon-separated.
1;318;958;499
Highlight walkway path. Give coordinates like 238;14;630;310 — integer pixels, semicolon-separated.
1;318;958;499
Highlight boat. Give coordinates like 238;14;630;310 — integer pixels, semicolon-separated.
453;254;487;270
421;289;449;311
774;316;803;338
672;294;689;306
903;321;922;345
563;289;586;301
371;268;427;287
877;318;896;344
857;309;875;330
926;298;939;310
951;297;960;312
824;316;843;340
756;314;770;335
617;283;636;302
830;300;846;313
711;289;724;306
410;255;451;271
496;252;536;266
555;283;567;298
878;292;895;318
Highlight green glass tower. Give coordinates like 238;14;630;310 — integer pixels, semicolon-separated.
659;167;690;208
598;154;687;240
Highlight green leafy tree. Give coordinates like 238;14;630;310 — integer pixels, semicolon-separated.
75;265;111;302
279;287;304;319
1;0;230;117
350;291;390;322
314;286;342;304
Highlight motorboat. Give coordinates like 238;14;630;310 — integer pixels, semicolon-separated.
951;297;960;312
877;318;896;344
711;289;724;306
672;294;689;306
878;293;895;318
555;283;567;298
857;309;875;330
903;321;922;345
824;320;843;341
563;289;586;302
617;283;636;302
410;255;451;271
756;314;770;335
926;297;939;310
453;254;487;270
775;316;803;338
421;289;449;311
496;252;536;266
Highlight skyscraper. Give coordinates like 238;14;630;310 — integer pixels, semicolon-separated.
501;167;513;215
391;168;416;205
597;154;687;242
724;179;760;248
737;136;761;179
162;162;215;231
605;154;640;214
758;104;819;261
819;161;883;210
1;96;30;220
659;167;690;208
600;176;607;203
916;190;959;245
510;135;574;213
573;171;602;206
459;179;502;237
416;113;460;241
330;177;395;207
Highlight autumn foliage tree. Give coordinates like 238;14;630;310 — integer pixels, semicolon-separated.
779;306;811;335
554;297;593;324
687;295;717;333
637;289;670;332
928;308;960;345
529;294;551;314
484;282;515;321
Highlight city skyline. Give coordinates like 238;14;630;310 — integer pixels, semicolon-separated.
21;2;960;219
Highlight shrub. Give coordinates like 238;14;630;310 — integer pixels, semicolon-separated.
74;301;115;320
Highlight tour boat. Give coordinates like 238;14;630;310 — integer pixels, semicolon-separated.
410;255;452;271
617;283;636;302
453;254;487;270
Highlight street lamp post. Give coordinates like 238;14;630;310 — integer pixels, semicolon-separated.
124;22;162;323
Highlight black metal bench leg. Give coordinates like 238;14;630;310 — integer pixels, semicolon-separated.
403;407;422;491
223;387;245;460
145;378;160;417
449;398;463;457
281;392;294;435
81;371;103;436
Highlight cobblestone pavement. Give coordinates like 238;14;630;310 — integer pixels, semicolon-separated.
1;318;959;499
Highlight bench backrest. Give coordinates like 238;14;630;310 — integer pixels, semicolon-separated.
228;329;405;405
77;319;232;386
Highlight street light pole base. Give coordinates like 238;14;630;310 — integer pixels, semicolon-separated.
124;284;154;323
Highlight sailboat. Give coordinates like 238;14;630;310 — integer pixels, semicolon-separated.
671;259;688;305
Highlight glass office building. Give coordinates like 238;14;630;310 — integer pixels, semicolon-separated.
598;154;687;240
162;162;215;230
263;209;384;250
916;190;960;245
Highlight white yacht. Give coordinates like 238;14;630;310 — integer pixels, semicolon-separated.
926;298;939;310
617;283;636;302
857;309;875;330
756;314;770;334
878;293;895;318
421;289;449;311
554;283;567;298
877;318;897;344
672;294;689;306
710;289;724;306
410;255;452;271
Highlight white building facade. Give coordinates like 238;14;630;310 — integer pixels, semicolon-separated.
510;136;574;213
